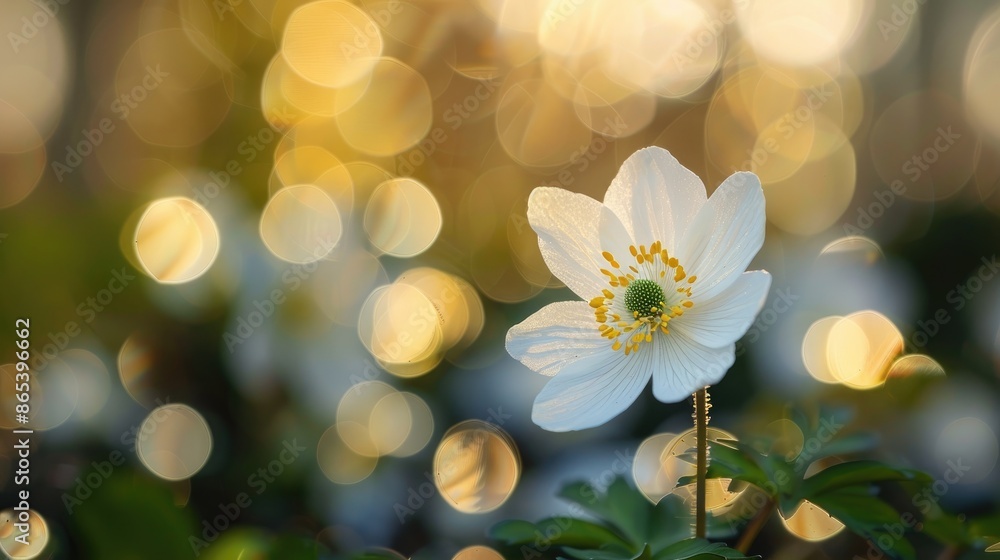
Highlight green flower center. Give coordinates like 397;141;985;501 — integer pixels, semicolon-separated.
623;279;665;318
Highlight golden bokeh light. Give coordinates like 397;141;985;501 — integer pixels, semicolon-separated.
886;354;945;379
134;197;221;284
604;0;723;98
453;545;504;560
117;334;165;408
819;236;885;265
364;178;442;257
807;311;905;390
965;7;1000;142
665;428;745;510
388;392;435;458
779;499;845;542
0;509;49;559
761;118;856;235
496;78;593;169
115;29;231;147
802;316;843;385
0;360;78;431
136;404;213;481
433;420;520;514
632;432;678;503
335;58;433;156
357;283;444;377
336;381;409;457
397;267;472;349
736;0;865;67
282;0;383;88
317;425;378;485
0;138;46;209
0;0;69;145
260;185;343;263
763;418;805;462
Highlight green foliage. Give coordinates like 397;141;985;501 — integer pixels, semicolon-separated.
74;473;199;560
676;406;1000;560
488;477;759;560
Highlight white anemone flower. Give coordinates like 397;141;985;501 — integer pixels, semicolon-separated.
506;147;770;431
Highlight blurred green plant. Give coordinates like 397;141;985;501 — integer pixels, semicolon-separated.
677;407;1000;559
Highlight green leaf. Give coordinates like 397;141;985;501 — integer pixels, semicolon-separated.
919;511;969;546
556;478;652;547
794;433;878;468
490;517;632;550
800;461;932;500
810;488;916;560
561;547;640;560
563;543;653;560
651;538;757;559
606;478;651;545
648;495;700;549
74;473;198;560
678;442;770;493
560;481;616;520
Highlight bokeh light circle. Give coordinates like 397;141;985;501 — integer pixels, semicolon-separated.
260;184;343;263
136;404;213;481
134;197;220;284
433;420;520;514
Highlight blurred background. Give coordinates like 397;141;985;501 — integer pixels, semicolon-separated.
0;0;999;557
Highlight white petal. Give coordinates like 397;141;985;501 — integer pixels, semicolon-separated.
532;346;652;431
671;271;772;349
677;172;765;301
505;301;608;377
529;187;633;299
650;332;736;403
603;147;707;251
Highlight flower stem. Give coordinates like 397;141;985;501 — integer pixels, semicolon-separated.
735;497;775;553
694;387;709;539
